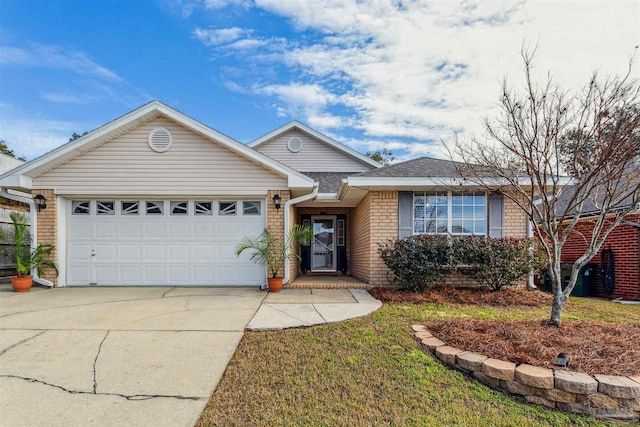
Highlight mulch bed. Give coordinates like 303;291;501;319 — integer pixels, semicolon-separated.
424;319;639;376
370;287;552;307
369;287;638;376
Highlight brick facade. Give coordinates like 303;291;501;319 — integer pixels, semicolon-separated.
0;196;29;212
349;191;399;287
351;193;371;283
503;195;529;237
561;213;640;301
266;190;289;281
33;189;58;285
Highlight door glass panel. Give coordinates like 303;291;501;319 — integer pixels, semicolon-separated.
312;218;335;271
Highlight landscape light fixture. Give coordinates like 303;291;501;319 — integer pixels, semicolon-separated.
552;353;570;368
34;194;47;211
272;194;281;210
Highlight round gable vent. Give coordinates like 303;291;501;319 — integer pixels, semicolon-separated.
148;128;173;152
287;136;303;153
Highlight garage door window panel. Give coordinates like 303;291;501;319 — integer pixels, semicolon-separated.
219;202;236;215
242;201;261;215
122;202;139;215
170;201;188;215
195;202;212;215
146;201;164;215
97;201;115;215
72;201;90;215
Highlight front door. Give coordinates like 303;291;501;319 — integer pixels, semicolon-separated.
311;216;336;271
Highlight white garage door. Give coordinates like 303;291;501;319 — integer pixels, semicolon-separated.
66;199;266;286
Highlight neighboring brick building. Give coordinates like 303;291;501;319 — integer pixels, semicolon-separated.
561;213;640;301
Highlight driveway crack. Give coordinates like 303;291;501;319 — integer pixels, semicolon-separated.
0;331;47;357
311;304;327;322
267;305;312;325
0;375;205;401
93;331;109;393
162;287;176;298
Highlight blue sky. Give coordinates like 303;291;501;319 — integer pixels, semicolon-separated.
1;0;638;161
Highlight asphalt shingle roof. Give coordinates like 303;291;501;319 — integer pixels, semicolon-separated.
354;157;470;178
301;172;358;193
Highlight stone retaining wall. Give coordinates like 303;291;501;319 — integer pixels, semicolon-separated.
412;325;640;422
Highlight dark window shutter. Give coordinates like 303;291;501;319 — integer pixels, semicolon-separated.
398;191;413;239
489;193;504;238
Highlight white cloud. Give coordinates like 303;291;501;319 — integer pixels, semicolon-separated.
40;92;93;104
204;0;251;9
200;0;638;159
0;103;80;161
192;27;250;46
256;83;345;129
0;43;122;82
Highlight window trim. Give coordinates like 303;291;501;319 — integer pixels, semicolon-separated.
412;191;487;236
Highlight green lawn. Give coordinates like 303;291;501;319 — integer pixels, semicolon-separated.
197;297;635;426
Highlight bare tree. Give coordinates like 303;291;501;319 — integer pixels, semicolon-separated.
453;48;640;326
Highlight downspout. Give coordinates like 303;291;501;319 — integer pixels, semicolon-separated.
283;183;319;284
1;187;54;287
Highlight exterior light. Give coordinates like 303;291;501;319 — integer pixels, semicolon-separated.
552;353;570;368
272;194;281;210
34;194;47;211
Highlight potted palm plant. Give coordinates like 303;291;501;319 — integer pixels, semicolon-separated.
3;212;58;292
235;224;312;292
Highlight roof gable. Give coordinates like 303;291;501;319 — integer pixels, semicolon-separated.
248;121;381;171
0;101;314;191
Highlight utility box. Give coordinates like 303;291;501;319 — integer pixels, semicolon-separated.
541;263;594;297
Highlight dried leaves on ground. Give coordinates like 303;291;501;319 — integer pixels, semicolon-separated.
425;319;639;376
370;286;552;307
369;287;638;376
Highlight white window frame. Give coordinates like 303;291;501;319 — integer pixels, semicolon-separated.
412;191;487;236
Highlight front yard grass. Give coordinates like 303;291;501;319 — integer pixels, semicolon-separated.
197;297;633;426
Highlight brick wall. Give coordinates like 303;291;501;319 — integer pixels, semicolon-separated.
368;191;399;286
561;214;640;300
351;193;371;283
33;189;58;285
503;193;529;238
266;190;289;281
0;196;29;212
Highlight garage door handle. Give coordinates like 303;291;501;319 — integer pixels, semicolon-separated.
91;250;96;257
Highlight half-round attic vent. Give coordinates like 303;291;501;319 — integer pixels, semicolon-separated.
287;136;303;153
148;128;173;153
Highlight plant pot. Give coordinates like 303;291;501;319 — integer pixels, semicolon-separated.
267;277;283;293
11;276;33;292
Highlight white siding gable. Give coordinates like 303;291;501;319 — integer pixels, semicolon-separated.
254;130;374;173
32;117;288;195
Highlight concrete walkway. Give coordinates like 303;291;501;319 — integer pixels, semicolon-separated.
247;288;381;330
0;285;381;426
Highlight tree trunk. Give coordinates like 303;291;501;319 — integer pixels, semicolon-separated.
550;293;565;326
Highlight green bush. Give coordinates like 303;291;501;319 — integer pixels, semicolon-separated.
378;234;455;292
456;236;540;291
379;235;541;293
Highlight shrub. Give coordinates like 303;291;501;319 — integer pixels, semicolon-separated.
378;234;455;292
456;237;541;291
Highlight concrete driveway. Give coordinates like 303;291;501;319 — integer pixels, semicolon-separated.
0;286;265;427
